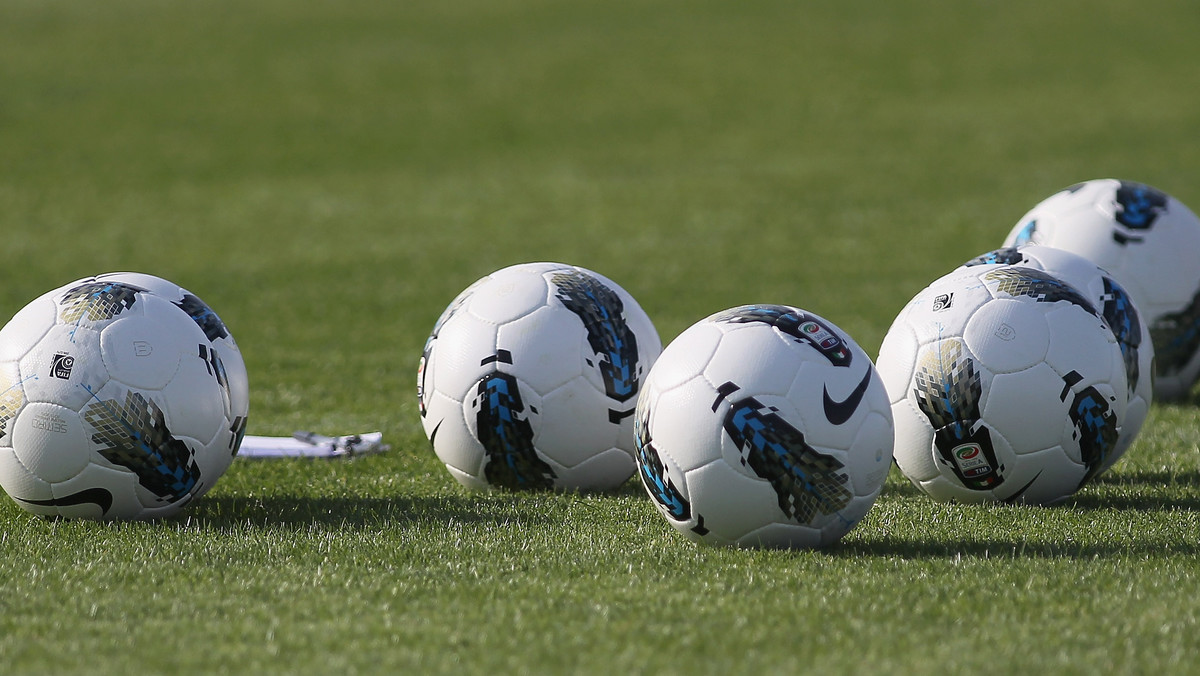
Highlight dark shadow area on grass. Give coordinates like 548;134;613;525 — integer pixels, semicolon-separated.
829;535;1200;560
816;468;1200;560
176;493;558;531
1184;386;1200;408
606;478;656;499
1065;469;1200;511
874;465;1200;511
1089;468;1200;486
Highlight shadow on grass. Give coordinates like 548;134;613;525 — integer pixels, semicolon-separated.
835;473;1200;560
180;493;558;530
831;535;1200;560
1065;468;1200;511
816;468;1200;559
1186;387;1200;407
875;464;1200;512
605;478;655;499
1090;468;1200;486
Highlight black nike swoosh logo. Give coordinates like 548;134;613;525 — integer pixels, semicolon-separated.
428;419;443;451
1002;471;1043;504
822;368;874;425
15;487;113;515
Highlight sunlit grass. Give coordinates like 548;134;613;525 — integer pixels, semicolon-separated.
2;0;1200;672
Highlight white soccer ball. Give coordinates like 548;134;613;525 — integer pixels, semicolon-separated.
877;265;1128;504
959;245;1152;472
0;275;244;519
417;262;662;491
1004;178;1200;400
633;305;894;549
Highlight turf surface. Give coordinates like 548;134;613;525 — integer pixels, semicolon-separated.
2;0;1200;673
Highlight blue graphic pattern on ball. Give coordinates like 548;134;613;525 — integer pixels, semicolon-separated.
551;270;641;403
1152;288;1200;377
1115;181;1168;230
82;388;201;502
963;247;1025;267
1100;277;1142;399
633;412;691;521
719;384;852;523
984;267;1099;318
475;371;556;490
913;340;1005;491
710;305;853;367
1011;221;1037;246
174;294;230;342
1068;385;1119;487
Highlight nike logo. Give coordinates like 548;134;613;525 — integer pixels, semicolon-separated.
428;420;443;452
15;487;114;515
1003;471;1042;504
822;368;874;425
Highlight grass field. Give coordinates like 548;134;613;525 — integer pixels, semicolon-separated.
3;0;1200;673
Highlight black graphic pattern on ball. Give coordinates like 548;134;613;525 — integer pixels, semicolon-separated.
1114;181;1168;230
962;247;1025;267
718;384;852;523
1066;383;1119;488
228;415;248;455
197;343;233;412
1099;277;1143;399
474;372;556;490
59;282;143;323
983;267;1099;318
418;288;475;418
175;294;230;342
550;270;641;408
914;341;982;429
1151;287;1200;380
710;305;853;367
198;344;229;390
913;340;1004;490
0;372;24;442
633;409;692;521
81;390;201;502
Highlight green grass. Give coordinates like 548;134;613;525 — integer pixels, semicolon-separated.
3;0;1200;672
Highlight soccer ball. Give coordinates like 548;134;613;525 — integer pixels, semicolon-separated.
959;245;1152;471
634;305;893;549
0;275;245;519
1004;179;1200;400
877;265;1128;504
417;262;662;491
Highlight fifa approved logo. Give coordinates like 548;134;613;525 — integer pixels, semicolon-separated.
51;353;75;379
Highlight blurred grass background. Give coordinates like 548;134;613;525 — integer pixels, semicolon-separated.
2;0;1200;673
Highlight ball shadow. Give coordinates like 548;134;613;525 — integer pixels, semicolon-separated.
1065;468;1200;511
1186;386;1200;407
832;468;1200;559
830;533;1200;560
179;493;558;530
